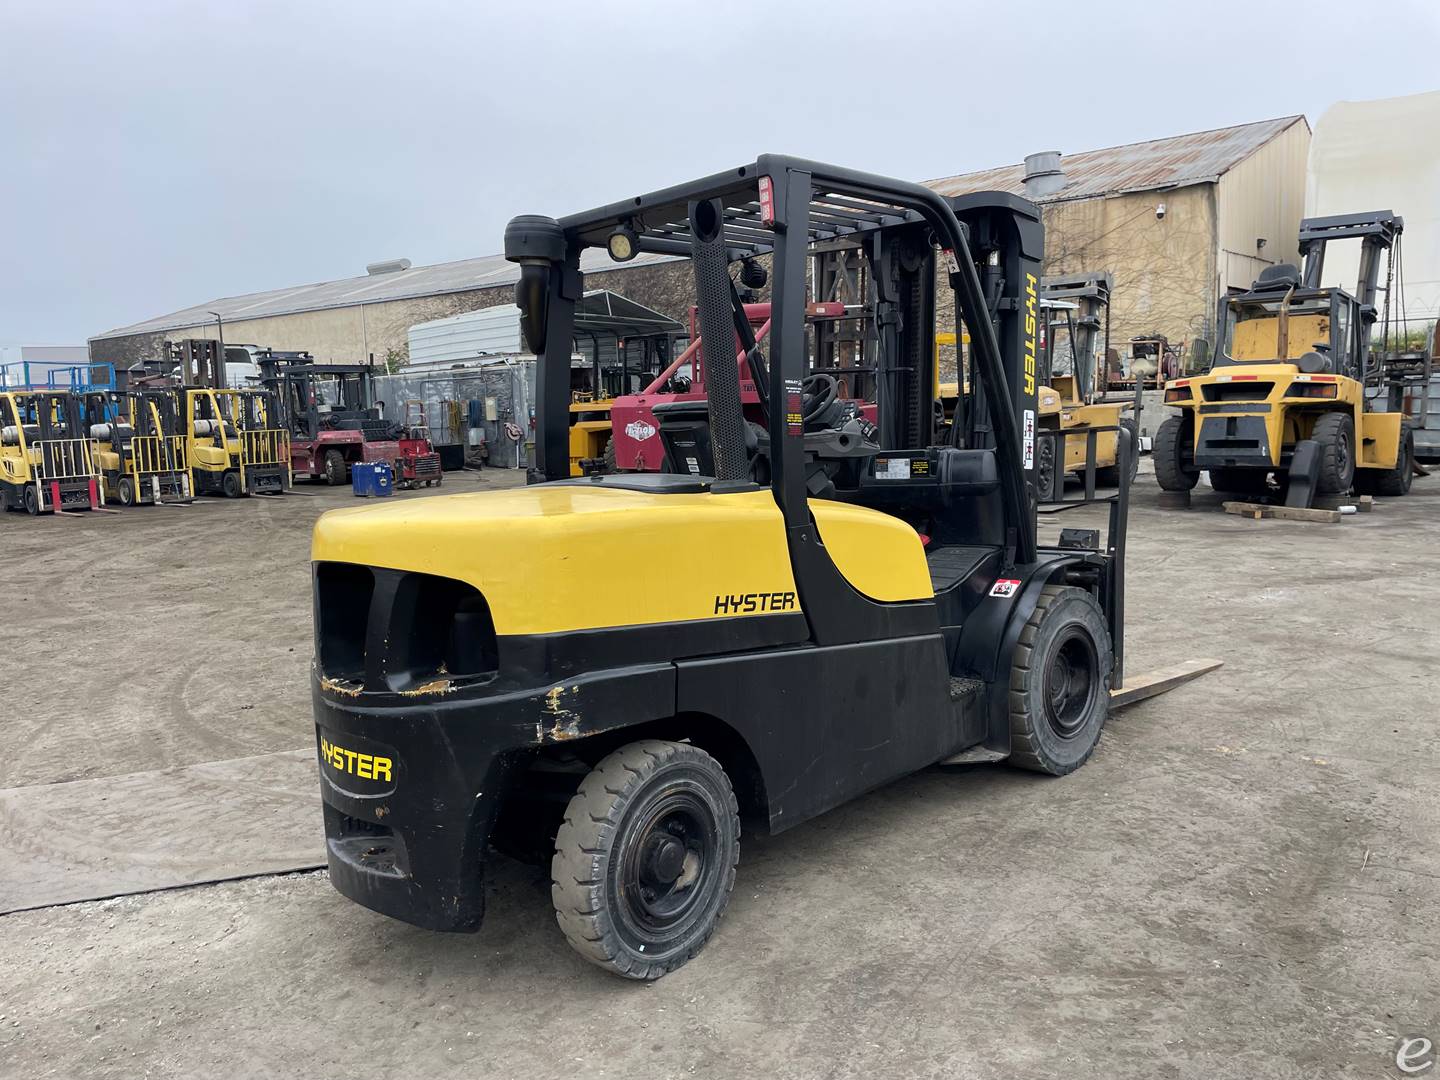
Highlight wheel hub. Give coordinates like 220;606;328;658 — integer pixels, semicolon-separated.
620;796;717;932
640;835;686;886
1044;630;1098;739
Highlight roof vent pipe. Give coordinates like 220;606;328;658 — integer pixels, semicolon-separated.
366;258;413;275
1023;152;1066;198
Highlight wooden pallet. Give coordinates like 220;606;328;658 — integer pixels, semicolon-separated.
1220;500;1369;523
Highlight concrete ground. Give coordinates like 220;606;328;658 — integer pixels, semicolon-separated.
1;465;1437;1079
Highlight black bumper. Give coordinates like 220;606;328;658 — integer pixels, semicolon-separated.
314;687;513;932
313;662;671;932
1194;414;1284;470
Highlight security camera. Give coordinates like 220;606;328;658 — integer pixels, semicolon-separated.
1155;203;1167;220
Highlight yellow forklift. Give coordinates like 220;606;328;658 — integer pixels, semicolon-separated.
184;385;290;497
84;389;193;506
1035;272;1138;498
1156;212;1414;500
306;158;1167;979
0;389;104;514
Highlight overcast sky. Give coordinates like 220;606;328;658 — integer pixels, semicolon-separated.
2;0;1438;344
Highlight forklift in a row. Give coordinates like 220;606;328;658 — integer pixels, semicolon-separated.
308;156;1143;980
169;340;290;497
85;388;193;506
0;389;103;513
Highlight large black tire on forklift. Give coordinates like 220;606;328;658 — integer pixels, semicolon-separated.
601;437;618;475
1153;414;1199;492
551;739;740;981
221;470;244;498
1095;419;1139;488
1208;467;1271;496
23;485;40;515
1035;431;1058;502
324;449;348;487
117;476;136;507
1355;424;1414;497
1008;585;1113;776
1311;411;1355;494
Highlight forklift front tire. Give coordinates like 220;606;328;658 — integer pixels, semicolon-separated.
23;485;39;515
1153;415;1199;492
117;476;136;507
551;739;740;981
222;470;244;498
1311;411;1355;494
1008;585;1113;776
1095;419;1139;488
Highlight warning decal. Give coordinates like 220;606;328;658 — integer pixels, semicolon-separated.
989;578;1022;598
1022;409;1035;470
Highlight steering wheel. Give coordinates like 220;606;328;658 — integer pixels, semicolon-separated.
801;374;839;424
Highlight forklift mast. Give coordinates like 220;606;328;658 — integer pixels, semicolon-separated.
1040;271;1113;401
1298;211;1403;325
255;351;380;438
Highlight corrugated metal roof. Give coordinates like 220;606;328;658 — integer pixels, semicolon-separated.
927;116;1309;203
95;116;1306;343
91;248;681;341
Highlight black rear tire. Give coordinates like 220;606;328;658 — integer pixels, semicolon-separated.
1035;430;1058;501
552;740;739;981
1311;411;1355;494
1094;419;1139;487
1008;585;1113;776
1359;426;1414;496
1154;414;1199;492
1208;467;1271;495
324;449;348;486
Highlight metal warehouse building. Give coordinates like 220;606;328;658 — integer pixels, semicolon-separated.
930;115;1312;367
90;116;1310;376
88;250;689;370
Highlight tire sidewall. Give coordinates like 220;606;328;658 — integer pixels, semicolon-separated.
1334;415;1355;489
1018;591;1113;771
1155;414;1199;491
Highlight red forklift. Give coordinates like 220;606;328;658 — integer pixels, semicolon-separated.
257;352;440;486
606;296;869;472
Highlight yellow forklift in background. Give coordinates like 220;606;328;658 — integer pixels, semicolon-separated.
1035;272;1137;498
184;385;290;497
939;274;1136;497
1155;212;1415;501
0;389;104;514
85;389;193;506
